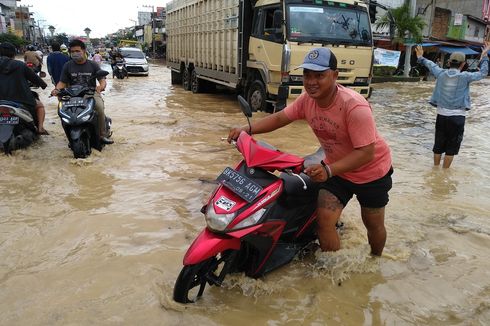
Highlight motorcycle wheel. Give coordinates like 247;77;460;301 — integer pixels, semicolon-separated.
173;251;238;303
72;134;91;159
173;257;216;303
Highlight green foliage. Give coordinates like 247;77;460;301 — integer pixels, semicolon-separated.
374;3;426;45
50;33;69;46
0;33;28;47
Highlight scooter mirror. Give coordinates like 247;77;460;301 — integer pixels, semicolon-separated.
237;95;252;118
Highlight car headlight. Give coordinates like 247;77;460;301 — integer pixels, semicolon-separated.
231;208;266;230
205;204;236;231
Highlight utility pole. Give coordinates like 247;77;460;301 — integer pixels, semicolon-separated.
403;0;417;77
143;5;156;58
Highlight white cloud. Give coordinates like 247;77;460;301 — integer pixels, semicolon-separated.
20;0;166;38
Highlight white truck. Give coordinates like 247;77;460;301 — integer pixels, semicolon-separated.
166;0;374;111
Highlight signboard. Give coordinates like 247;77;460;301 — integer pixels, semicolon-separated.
454;13;463;26
374;48;401;67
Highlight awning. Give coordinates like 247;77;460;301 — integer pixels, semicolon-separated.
439;46;480;55
420;42;440;47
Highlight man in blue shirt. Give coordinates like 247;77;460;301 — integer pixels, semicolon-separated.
415;41;489;168
47;42;70;86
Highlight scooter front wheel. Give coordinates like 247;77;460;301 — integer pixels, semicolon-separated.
72;134;91;158
173;250;238;303
173;257;216;303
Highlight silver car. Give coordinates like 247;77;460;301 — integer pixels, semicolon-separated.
119;47;149;76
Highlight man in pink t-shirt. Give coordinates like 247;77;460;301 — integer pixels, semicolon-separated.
228;48;392;256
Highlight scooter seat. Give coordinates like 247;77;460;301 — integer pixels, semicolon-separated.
280;172;318;197
0;100;23;109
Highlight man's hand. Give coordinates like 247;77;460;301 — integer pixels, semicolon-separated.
415;45;424;59
304;164;328;182
227;127;245;143
50;88;60;97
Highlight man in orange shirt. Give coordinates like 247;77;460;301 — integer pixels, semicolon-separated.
228;48;392;256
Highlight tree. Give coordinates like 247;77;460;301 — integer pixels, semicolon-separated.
50;33;69;46
375;3;426;47
0;33;29;47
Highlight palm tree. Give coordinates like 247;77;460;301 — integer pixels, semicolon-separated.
374;2;426;77
375;3;426;47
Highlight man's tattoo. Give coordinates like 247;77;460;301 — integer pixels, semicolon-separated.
318;189;342;211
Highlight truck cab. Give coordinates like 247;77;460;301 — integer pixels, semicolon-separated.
248;0;373;111
166;0;373;112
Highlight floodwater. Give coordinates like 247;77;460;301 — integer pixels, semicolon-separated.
1;60;490;325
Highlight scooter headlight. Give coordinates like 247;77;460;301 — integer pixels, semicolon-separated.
231;208;266;230
77;107;92;121
205;204;236;231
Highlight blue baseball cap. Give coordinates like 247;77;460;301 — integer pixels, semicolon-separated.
298;48;337;71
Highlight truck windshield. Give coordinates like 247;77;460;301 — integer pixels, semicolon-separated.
287;4;371;45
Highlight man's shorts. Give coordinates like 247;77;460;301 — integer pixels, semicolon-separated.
319;168;393;208
433;114;465;156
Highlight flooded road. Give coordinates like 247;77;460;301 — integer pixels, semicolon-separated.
1;60;490;325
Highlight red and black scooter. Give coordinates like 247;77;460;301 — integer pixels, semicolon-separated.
173;96;325;303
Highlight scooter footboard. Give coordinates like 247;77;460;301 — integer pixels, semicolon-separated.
183;228;241;265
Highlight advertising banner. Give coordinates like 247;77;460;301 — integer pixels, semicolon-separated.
374;48;401;67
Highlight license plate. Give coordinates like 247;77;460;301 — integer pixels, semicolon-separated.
0;115;19;125
65;99;84;107
216;167;263;202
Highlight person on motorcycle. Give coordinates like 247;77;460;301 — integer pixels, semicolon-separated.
50;39;113;144
0;42;49;135
47;42;71;86
228;48;393;256
24;45;43;73
60;44;69;56
109;46;124;71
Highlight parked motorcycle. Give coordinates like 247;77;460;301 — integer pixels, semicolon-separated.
173;96;327;303
113;60;128;79
57;70;112;158
0;95;38;154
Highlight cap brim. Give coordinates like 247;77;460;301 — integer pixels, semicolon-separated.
295;63;331;71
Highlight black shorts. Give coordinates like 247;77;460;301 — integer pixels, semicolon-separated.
433;114;465;156
319;168;393;208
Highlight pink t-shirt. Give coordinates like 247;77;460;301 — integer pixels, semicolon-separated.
284;85;392;184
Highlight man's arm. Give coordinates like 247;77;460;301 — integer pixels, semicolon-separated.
24;64;47;89
227;110;292;142
415;45;444;77
304;143;375;182
46;56;53;75
465;41;490;81
96;78;107;93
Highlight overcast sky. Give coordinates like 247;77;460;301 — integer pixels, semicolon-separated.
19;0;167;38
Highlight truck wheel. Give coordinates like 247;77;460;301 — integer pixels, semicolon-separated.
247;80;267;112
182;68;191;91
191;70;203;93
171;70;182;85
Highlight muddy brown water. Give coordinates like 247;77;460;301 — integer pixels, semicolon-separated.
1;60;490;325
